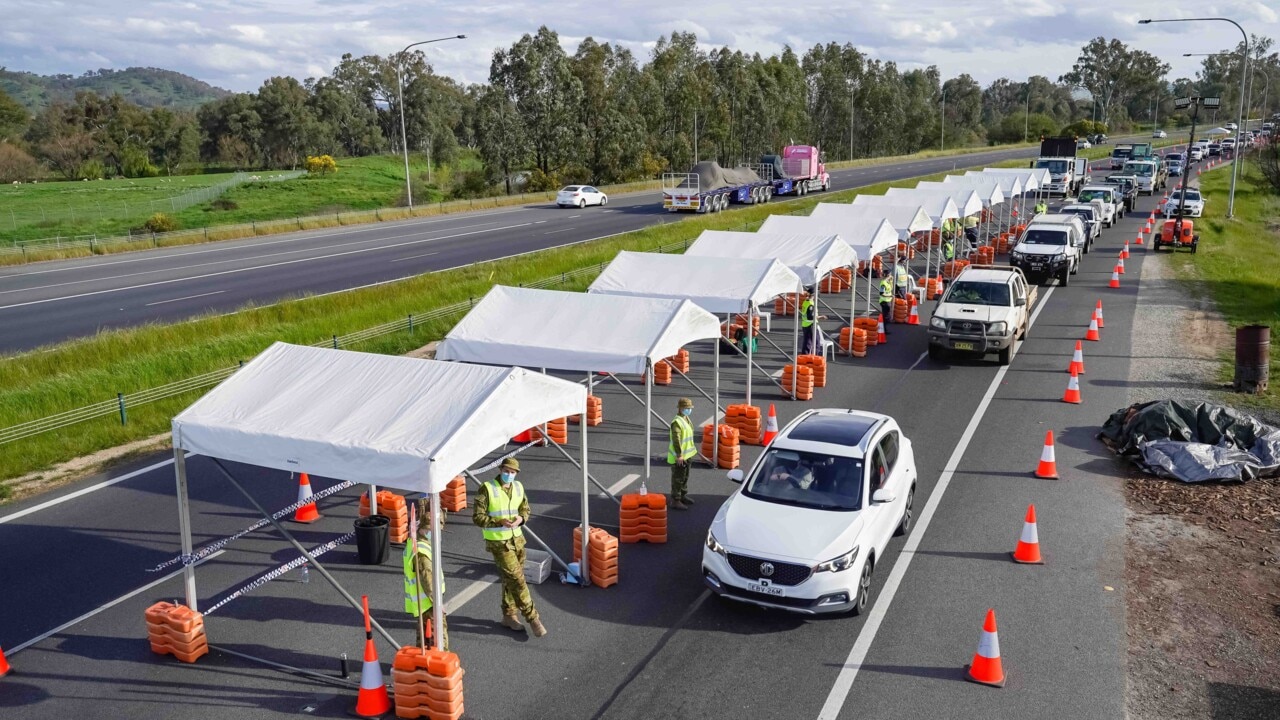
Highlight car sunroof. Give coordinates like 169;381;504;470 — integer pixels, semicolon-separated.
787;413;878;446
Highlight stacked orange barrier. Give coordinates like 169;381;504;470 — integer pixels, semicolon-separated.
573;526;620;588
853;317;880;346
619;493;668;543
665;349;690;373
819;274;848;293
833;267;853;285
145;601;208;664
839;327;868;357
360;490;409;544
725;404;764;445
774;293;809;316
392;646;465;720
732;314;761;333
643;360;673;386
441;476;468;512
797;355;827;387
858;257;884;276
531;417;570;444
892;297;909;323
701;423;740;469
973;246;995;265
896;241;917;259
927;277;944;300
941;260;971;280
782;365;815;401
569;395;603;426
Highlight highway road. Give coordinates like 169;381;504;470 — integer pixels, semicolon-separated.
0;139;1149;353
0;180;1172;717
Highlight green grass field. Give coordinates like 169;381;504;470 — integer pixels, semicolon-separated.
1168;159;1279;416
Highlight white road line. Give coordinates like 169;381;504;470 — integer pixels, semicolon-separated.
534;220;548;224
8;548;226;655
543;227;576;235
817;286;1056;720
390;252;440;263
567;215;582;219
606;473;641;495
144;290;224;306
0;455;179;525
444;577;496;615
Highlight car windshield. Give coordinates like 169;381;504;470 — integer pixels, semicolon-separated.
560;186;581;192
1166;154;1184;162
1078;190;1107;202
744;448;864;511
1063;208;1095;221
944;280;1011;306
1036;159;1070;174
1022;229;1068;246
1111;149;1131;159
1174;190;1201;202
1123;163;1153;177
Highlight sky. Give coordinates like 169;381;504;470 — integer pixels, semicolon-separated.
1;0;1276;93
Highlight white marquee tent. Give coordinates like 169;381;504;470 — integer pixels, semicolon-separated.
808;203;933;239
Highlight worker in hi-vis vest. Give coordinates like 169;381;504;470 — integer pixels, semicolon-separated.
472;457;547;638
668;398;696;510
1034;199;1048;215
404;498;447;650
800;288;827;356
879;275;894;332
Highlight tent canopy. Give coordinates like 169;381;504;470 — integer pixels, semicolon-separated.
589;251;801;314
172;342;586;493
955;172;1026;197
809;203;933;239
850;194;959;226
914;180;1006;208
884;187;983;217
436;286;720;376
979;168;1049;191
685;230;858;287
757;215;899;258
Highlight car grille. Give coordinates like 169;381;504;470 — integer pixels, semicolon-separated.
947;320;995;335
725;552;812;586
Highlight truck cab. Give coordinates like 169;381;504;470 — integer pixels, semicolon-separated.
1009;215;1084;286
1032;137;1088;196
1076;185;1121;226
1110;144;1133;169
927;266;1036;366
1121;160;1160;195
777;145;830;195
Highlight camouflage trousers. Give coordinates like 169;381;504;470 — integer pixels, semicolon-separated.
670;461;690;501
489;537;539;622
414;608;449;653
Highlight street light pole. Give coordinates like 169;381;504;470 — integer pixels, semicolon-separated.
940;87;946;151
1141;17;1248;217
394;34;466;210
1024;87;1031;143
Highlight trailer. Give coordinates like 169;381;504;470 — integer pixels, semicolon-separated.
662;161;773;213
759;145;831;196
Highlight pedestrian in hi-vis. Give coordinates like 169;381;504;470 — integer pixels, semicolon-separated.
472;457;547;637
405;498;448;650
669;398;697;510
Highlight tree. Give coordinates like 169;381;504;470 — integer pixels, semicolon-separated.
0;87;28;143
490;27;584;176
572;38;646;183
255;76;317;169
197;94;262;166
942;74;983;144
1060;38;1169;126
476;85;527;194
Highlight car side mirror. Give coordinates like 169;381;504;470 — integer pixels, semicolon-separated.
871;488;896;504
1015;296;1026;307
727;469;744;483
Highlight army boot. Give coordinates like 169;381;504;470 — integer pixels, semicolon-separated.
501;613;524;631
530;618;548;638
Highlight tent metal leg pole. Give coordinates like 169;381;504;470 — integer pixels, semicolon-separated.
210;644;359;689
746;308;754;407
580;371;591;584
604;371;681;432
541;435;619;504
645;360;653;489
719;333;786;392
463;471;573;575
670;365;723;413
210;459;400;649
173;448;198;611
712;336;720;467
369;484;378;517
791;280;800;401
430;490;444;650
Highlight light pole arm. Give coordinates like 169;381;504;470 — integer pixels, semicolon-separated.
392;35;466;211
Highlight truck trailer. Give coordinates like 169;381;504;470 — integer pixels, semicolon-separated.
662;161;773;213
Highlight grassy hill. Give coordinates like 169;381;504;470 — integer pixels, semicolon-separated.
0;67;229;112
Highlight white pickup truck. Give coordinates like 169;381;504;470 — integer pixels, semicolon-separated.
1009;215;1086;286
1076;185;1122;227
927;265;1037;366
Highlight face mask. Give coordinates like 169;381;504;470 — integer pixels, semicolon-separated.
500;471;515;484
681;408;692;417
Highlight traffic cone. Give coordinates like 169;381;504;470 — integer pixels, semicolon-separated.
762;404;780;445
1095;300;1104;328
1062;367;1082;404
1134;232;1144;246
1034;430;1059;478
1012;505;1045;564
354;596;391;718
876;314;887;344
1109;267;1121;288
965;609;1007;688
907;302;920;325
292;473;321;524
1069;340;1085;374
1120;241;1129;260
1085;314;1100;342
0;645;10;677
1116;255;1125;275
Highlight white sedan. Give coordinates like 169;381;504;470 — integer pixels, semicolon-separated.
1152;129;1168;138
556;185;608;208
1076;139;1092;149
1163;189;1205;218
703;409;916;615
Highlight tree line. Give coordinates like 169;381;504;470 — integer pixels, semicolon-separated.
0;29;1275;192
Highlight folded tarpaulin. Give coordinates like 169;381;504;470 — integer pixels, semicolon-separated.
1098;399;1280;482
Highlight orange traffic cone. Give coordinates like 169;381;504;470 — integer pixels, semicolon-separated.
1134;232;1144;246
354;596;391;717
292;473;321;524
1120;241;1129;260
1062;367;1082;404
1095;300;1104;328
0;645;10;677
1085;314;1100;342
1012;505;1045;564
907;302;920;325
762;404;780;445
1109;267;1121;288
1035;430;1059;479
1069;341;1085;374
965;609;1007;688
1116;255;1125;275
876;314;887;344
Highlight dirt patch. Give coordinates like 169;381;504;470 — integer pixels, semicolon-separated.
2;432;171;504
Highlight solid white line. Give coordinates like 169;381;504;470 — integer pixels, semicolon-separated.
606;473;641;495
543;227;576;235
816;286;1056;720
0;455;179;525
8;548;226;655
390;252;439;263
144;290;224;306
444;577;495;614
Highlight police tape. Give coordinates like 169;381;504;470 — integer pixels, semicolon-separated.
472;439;539;476
146;479;356;573
202;532;355;616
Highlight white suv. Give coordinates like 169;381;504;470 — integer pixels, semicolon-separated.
703;409;916;615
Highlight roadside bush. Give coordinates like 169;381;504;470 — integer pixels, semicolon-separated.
305;154;337;176
1254;142;1280;196
75;159;106;180
121;147;160;178
0;142;41;182
143;212;179;233
209;198;239;211
1060;120;1108;139
525;168;560;192
451;169;490;199
988;113;1058;144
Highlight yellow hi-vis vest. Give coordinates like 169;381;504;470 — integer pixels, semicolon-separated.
800;298;815;328
482;480;525;542
878;277;894;303
667;415;695;464
403;541;443;616
1035;202;1047;215
895;263;909;288
944;241;955;261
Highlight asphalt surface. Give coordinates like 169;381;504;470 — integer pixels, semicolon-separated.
0;180;1171;717
0;138;1156;353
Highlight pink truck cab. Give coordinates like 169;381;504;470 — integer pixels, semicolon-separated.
780;145;830;194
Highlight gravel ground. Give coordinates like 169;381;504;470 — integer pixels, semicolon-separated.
1123;243;1280;720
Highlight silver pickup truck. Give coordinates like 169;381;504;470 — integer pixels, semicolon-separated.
927;265;1038;365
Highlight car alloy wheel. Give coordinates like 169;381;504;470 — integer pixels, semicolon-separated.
895;487;914;536
851;559;873;616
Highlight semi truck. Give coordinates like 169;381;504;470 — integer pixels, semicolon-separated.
662;161;773;213
759;145;831;196
1031;137;1089;196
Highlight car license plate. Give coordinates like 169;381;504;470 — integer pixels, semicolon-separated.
1029;263;1043;271
747;582;785;597
953;341;975;351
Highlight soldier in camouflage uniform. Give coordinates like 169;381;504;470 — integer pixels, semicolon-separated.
406;499;448;650
472;457;547;637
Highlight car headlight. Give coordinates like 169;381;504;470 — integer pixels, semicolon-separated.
987;322;1007;334
1010;250;1024;261
930;316;946;330
815;545;860;573
705;529;726;556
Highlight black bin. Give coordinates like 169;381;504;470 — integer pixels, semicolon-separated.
354;514;390;565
